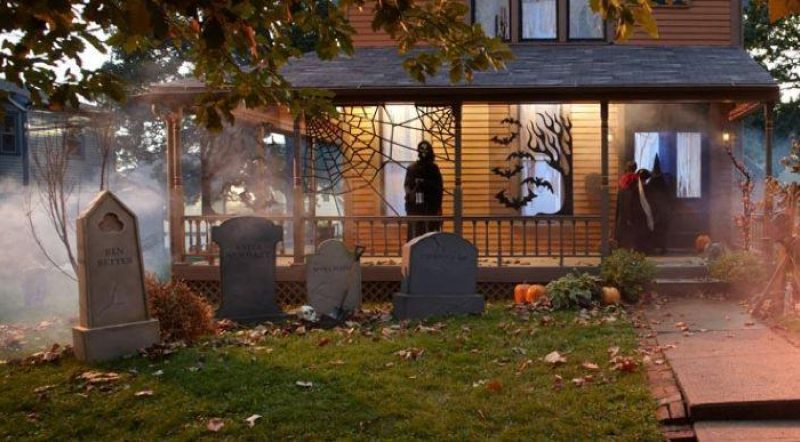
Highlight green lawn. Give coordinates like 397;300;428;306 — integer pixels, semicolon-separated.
0;305;661;441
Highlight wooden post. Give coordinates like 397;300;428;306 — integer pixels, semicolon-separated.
600;101;610;258
453;102;463;237
292;114;305;265
166;109;185;266
765;103;775;178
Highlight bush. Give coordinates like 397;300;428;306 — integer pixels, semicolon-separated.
600;249;656;303
546;272;600;310
145;275;216;343
708;251;766;291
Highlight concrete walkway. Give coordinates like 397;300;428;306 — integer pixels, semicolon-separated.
644;298;800;441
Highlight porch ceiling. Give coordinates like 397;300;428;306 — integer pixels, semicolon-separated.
282;45;779;103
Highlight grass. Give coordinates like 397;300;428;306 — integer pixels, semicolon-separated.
0;304;661;441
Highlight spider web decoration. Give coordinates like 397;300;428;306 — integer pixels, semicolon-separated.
304;105;455;197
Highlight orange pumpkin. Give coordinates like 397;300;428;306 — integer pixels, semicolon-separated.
601;287;621;305
695;234;711;254
514;284;530;304
525;284;547;303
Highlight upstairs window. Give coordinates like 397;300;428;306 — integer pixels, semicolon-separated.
521;0;558;40
1;113;19;155
473;0;512;40
568;0;605;39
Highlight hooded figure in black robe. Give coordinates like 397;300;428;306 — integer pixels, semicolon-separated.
645;155;672;254
404;140;443;241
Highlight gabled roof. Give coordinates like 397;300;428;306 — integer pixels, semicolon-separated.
281;45;779;103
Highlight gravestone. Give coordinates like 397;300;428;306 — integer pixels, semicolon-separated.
306;240;361;317
393;232;484;320
72;191;160;362
212;217;285;322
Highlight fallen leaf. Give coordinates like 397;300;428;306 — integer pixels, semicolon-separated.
33;385;55;394
608;346;620;358
394;348;425;361
543;351;567;365
486;379;503;392
207;418;224;432
134;390;154;397
581;362;599;371
152;370;164;377
245;414;261;428
318;337;331;347
745;321;755;327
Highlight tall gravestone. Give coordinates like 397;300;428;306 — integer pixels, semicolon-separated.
306;240;361;317
212;217;285;322
72;191;160;362
393;232;484;320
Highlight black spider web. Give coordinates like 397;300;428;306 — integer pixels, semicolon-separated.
304;105;455;198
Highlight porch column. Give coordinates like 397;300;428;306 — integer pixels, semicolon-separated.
292;114;305;265
600;101;610;258
166;109;185;265
453;102;463;236
765;102;775;178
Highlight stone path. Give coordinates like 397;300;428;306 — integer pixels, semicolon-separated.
644;297;800;441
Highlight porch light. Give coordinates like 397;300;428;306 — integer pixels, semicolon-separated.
722;131;731;143
607;132;614;143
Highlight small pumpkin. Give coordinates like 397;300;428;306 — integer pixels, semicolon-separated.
525;284;547;303
601;286;621;305
695;234;711;254
514;284;530;304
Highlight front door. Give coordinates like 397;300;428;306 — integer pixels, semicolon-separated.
624;104;711;252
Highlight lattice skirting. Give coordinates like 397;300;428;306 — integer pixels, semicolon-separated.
182;279;515;307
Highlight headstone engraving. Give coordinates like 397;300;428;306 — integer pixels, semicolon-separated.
212;216;285;322
393;232;484;319
72;191;160;362
306;240;361;317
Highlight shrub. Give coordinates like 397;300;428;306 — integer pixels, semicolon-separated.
145;275;216;343
600;249;656;303
545;272;600;310
708;251;766;291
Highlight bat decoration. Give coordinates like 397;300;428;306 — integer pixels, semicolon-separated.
491;132;518;146
521;176;554;192
506;150;535;161
495;188;537;210
491;165;524;179
500;117;522;127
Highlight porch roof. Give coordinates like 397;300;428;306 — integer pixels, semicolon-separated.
282;45;779;103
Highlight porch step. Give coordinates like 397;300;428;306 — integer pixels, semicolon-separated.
653;278;727;297
655;264;710;280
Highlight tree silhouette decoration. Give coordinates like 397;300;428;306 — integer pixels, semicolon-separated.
491;110;573;213
304;105;455;211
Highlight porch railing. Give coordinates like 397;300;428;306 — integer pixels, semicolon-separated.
181;214;603;265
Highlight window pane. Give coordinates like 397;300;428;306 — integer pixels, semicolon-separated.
474;0;511;40
676;132;701;198
1;135;15;153
4;115;15;133
569;0;604;39
519;104;567;216
382;105;423;215
521;0;557;39
634;132;659;172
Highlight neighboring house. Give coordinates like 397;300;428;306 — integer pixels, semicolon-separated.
141;0;779;300
0;81;31;185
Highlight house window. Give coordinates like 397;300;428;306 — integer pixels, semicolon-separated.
1;113;19;155
382;104;421;216
473;0;512;40
568;0;604;39
633;131;703;199
521;0;558;40
519;104;570;216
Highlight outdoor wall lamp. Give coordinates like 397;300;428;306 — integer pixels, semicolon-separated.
722;131;731;143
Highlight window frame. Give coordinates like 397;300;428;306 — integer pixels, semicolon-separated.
471;0;513;42
565;0;607;41
0;111;20;156
518;0;561;42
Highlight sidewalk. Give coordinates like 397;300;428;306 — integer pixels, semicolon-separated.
644;297;800;441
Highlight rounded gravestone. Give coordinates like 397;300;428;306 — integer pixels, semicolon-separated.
306;240;361;317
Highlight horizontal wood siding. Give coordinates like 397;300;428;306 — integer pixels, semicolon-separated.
625;0;733;46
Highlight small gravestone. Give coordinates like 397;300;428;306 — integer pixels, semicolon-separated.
393;232;484;320
306;240;361;317
72;191;160;362
212;217;285;322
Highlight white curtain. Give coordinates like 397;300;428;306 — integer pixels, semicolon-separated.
474;0;510;39
569;0;604;39
522;0;557;39
676;132;702;198
519;104;566;216
382;104;422;215
634;132;659;172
